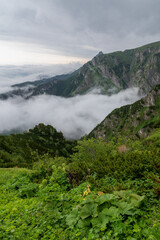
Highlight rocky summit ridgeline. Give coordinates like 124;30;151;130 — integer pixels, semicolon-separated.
0;41;160;100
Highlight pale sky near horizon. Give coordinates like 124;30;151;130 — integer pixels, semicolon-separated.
0;40;89;65
0;0;160;66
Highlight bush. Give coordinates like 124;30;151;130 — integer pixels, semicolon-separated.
68;138;160;182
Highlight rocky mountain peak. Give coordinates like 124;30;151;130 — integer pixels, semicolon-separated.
95;51;104;57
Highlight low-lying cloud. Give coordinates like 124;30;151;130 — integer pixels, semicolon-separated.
0;88;140;139
0;62;82;93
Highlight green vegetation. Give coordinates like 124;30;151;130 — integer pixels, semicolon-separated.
0;124;160;239
89;84;160;140
68;138;160;182
0;123;76;168
0;41;160;238
1;85;160;238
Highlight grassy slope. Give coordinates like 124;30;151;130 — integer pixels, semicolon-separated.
88;84;160;140
0;127;160;239
0;165;159;239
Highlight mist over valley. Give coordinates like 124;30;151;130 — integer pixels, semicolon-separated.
0;87;140;139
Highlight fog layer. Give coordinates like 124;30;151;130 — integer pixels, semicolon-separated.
0;88;140;139
0;63;82;93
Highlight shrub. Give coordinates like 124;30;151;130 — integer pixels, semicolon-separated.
68;138;160;182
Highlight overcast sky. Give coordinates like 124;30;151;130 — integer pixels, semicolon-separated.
0;0;160;65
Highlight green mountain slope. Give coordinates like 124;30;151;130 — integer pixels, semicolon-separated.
88;84;160;140
0;41;160;99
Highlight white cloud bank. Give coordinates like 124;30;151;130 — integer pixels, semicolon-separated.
0;62;82;93
0;88;140;139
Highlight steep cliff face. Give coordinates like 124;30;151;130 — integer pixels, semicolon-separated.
0;41;160;99
88;84;160;140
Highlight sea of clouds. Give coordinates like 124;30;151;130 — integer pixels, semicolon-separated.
0;63;81;93
0;88;140;139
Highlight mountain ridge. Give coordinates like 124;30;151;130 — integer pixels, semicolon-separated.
0;40;160;100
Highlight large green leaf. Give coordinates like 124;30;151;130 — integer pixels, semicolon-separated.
102;206;120;218
77;218;91;229
97;194;118;206
113;190;127;199
114;202;134;215
80;203;98;219
129;194;145;207
81;195;95;205
114;191;145;207
91;212;109;230
66;208;79;227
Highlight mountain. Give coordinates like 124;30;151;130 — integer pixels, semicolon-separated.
0;41;160;100
0;73;75;100
88;84;160;140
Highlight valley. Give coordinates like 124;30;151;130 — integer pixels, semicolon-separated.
0;41;160;239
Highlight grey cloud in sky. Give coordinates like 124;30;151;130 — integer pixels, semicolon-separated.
0;0;160;59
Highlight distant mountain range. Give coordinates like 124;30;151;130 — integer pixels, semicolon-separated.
0;41;160;100
88;84;160;140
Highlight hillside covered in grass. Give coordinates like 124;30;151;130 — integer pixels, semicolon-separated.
0;127;160;239
88;84;160;140
0;82;160;238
